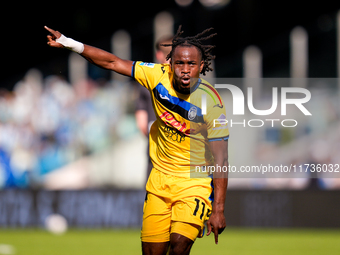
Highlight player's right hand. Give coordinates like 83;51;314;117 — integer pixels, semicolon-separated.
206;210;226;244
44;26;64;48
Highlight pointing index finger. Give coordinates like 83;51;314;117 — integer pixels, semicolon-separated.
44;26;61;38
214;228;219;244
44;26;54;34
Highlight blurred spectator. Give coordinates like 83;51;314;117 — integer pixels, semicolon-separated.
0;69;131;189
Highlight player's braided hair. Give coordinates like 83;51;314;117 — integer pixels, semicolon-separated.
160;25;217;75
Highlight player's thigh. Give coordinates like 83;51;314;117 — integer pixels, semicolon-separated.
171;194;212;239
171;221;200;243
169;221;202;255
141;192;172;243
169;232;194;255
142;241;169;255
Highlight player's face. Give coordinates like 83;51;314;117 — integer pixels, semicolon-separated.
171;46;204;93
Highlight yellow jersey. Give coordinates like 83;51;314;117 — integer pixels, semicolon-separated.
132;61;229;178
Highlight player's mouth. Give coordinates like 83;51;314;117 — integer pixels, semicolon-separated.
181;76;191;86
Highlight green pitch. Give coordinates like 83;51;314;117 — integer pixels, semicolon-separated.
0;228;339;255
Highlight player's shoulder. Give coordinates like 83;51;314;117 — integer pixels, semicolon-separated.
198;78;217;93
136;61;157;68
194;78;223;106
133;61;171;90
135;61;170;73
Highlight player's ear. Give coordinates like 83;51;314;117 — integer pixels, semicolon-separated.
170;59;173;70
200;60;204;73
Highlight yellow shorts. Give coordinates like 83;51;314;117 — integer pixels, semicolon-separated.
141;169;213;242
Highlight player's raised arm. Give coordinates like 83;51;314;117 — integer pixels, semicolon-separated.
44;26;133;77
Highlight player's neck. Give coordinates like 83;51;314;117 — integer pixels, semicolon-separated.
173;82;190;95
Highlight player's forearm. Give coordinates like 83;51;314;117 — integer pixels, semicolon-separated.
80;45;117;70
209;140;229;213
81;45;133;76
212;159;228;213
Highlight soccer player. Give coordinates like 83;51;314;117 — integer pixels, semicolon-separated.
45;25;229;255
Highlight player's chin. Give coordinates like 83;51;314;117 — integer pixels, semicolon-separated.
179;83;191;93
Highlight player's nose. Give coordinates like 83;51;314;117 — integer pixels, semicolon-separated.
182;64;190;73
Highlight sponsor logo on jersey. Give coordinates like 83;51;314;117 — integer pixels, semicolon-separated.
159;111;191;135
164;126;186;143
216;114;227;125
139;62;155;68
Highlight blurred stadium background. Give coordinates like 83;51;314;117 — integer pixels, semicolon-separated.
1;0;340;254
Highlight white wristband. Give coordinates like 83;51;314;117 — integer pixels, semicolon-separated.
56;34;84;54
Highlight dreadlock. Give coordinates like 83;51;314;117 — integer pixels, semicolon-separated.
160;25;217;75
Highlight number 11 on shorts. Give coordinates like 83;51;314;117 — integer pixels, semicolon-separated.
193;198;206;220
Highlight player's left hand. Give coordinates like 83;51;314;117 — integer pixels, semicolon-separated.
206;211;226;244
